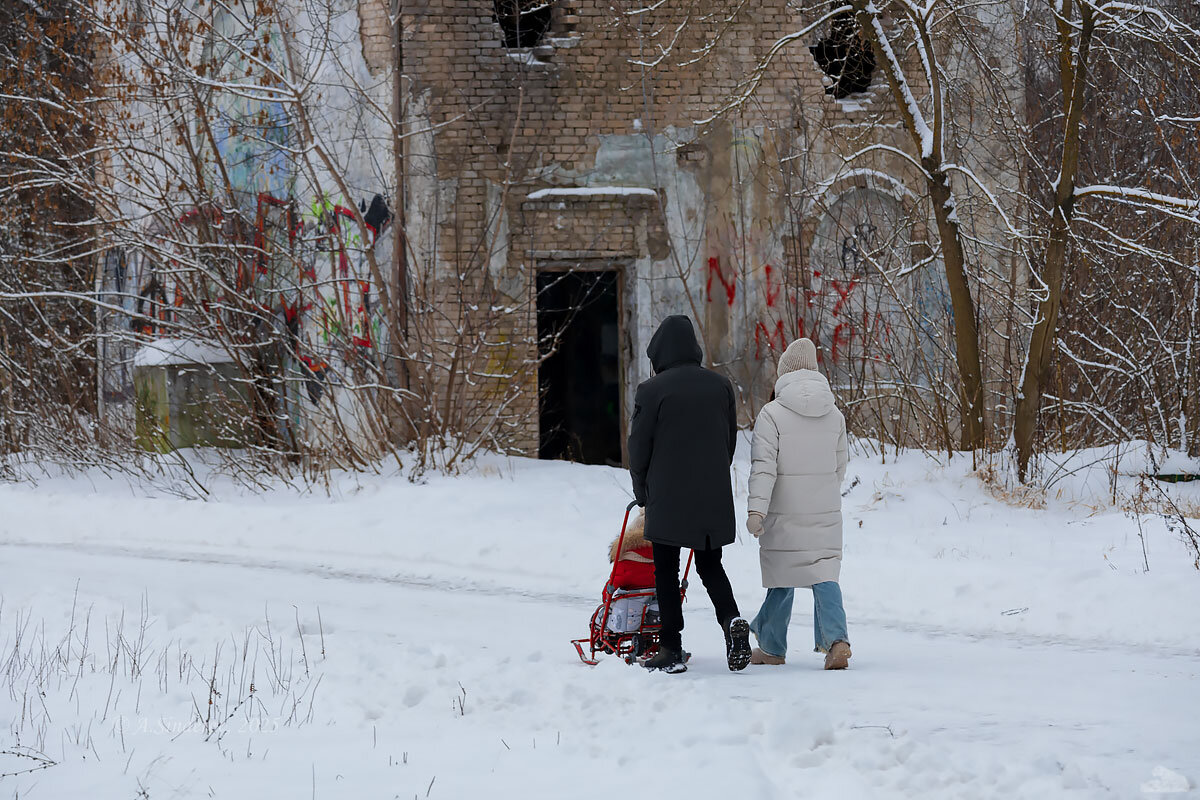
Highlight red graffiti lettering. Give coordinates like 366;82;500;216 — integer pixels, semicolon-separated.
754;320;786;360
797;277;900;367
764;264;780;308
353;279;374;348
830;279;857;317
706;256;736;306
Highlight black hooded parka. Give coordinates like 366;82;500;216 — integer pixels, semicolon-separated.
627;316;738;550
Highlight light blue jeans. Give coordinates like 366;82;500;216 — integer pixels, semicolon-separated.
749;583;849;658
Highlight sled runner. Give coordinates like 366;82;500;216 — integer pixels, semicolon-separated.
572;500;694;665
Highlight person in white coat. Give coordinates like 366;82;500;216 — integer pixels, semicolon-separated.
746;338;852;669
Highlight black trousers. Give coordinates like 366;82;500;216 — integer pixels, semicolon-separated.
652;542;740;652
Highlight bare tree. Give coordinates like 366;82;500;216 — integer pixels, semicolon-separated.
847;0;989;451
1012;0;1200;480
1;0;564;481
0;1;98;461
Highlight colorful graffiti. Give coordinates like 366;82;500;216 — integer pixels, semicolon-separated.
206;11;295;200
307;197;388;352
114;192;390;410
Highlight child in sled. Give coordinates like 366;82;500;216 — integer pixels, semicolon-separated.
604;510;659;633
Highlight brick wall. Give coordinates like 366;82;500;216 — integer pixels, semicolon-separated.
359;0;392;75
371;0;1019;455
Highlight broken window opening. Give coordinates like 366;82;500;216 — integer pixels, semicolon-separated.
809;10;877;99
494;0;554;49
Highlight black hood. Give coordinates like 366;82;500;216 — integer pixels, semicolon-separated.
647;315;704;373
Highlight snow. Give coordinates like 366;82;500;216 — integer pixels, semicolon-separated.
503;50;549;66
835;97;870;113
1074;184;1200;213
2;441;1199;798
817;167;917;203
864;3;934;159
526;187;659;200
1034;442;1200;488
131;338;233;367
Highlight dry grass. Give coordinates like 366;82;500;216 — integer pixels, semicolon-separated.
975;463;1048;510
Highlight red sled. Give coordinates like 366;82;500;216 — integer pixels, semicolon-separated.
572;501;694;665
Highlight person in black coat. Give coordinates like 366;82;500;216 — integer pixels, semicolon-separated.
628;315;751;673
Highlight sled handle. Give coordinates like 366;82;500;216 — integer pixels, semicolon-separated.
607;501;640;589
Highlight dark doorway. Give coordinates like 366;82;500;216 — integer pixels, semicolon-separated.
537;270;623;466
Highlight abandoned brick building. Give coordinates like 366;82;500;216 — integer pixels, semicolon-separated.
355;0;1019;464
99;0;1021;464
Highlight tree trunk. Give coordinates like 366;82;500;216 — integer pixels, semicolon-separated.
1184;254;1199;457
1013;209;1070;479
390;0;412;439
851;0;987;450
1014;1;1093;481
927;168;986;449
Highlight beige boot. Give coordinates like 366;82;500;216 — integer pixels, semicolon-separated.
750;647;785;665
824;641;851;670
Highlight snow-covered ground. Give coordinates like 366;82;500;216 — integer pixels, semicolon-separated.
2;441;1198;798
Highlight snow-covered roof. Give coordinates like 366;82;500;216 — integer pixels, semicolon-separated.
526;187;659;201
132;338;233;368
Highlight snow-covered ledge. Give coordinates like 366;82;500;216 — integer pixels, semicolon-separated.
132;338;232;368
525;186;658;201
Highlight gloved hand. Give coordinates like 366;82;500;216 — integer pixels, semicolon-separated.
746;512;764;538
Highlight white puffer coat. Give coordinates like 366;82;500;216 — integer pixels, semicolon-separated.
748;369;848;588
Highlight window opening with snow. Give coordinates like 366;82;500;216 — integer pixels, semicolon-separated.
494;0;554;48
809;9;876;98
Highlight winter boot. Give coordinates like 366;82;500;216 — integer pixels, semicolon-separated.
724;617;752;672
750;647;785;666
643;646;688;674
824;640;852;670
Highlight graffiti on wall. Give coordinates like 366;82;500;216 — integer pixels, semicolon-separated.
763;264;781;308
206;10;295;200
706;256;737;307
705;185;952;388
802;187;950;387
805;193;902;386
754;319;786;359
306;194;389;354
105;192;391;410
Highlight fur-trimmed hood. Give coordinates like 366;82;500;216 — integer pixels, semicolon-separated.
609;510;651;563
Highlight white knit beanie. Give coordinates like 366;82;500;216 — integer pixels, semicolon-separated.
777;337;818;375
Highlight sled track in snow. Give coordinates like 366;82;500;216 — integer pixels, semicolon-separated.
3;539;1198;662
0;539;594;608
